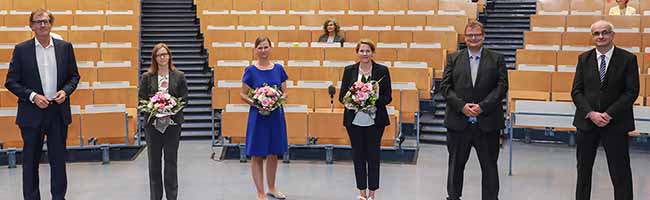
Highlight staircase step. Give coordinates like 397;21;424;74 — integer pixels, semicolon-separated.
142;27;200;32
142;13;197;18
143;9;196;13
485;18;530;24
187;93;211;98
183;106;212;113
142;5;193;9
180;130;213;137
184;115;214;121
188;86;210;91
484;9;536;14
419;132;447;143
142;38;203;43
485;24;530;29
141;33;198;37
142;0;211;138
141;18;197;23
142;24;200;29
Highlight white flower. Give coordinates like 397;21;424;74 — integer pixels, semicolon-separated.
163;93;171;99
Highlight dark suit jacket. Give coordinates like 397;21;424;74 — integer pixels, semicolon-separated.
338;61;392;127
5;38;80;128
318;34;345;47
571;47;639;132
138;70;188;125
440;48;508;132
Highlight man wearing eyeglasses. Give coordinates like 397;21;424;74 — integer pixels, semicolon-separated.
5;9;80;200
571;20;638;200
440;20;508;200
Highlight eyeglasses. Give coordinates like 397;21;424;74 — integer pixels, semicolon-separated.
31;19;51;26
156;53;169;58
465;33;484;38
592;30;613;36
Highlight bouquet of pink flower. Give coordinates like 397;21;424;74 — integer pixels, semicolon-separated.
342;78;381;113
249;83;285;115
138;91;186;132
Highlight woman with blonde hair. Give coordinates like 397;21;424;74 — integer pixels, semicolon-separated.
339;39;392;200
240;36;289;200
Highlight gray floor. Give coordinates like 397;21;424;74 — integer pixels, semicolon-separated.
0;141;649;200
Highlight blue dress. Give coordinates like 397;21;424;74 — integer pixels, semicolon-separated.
242;64;289;156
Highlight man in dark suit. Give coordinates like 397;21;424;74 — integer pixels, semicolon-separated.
5;9;80;200
440;20;508;200
571;20;638;200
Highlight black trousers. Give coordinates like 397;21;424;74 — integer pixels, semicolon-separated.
446;124;500;200
20;104;68;200
345;124;385;191
144;124;181;200
576;128;633;200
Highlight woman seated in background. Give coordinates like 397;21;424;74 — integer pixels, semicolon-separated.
609;0;637;16
318;18;345;47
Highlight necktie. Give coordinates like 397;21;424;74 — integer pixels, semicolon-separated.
599;55;606;83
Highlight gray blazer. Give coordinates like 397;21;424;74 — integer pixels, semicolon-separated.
138;70;188;125
318;34;345;46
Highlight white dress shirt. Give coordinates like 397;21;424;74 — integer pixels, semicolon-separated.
29;37;58;102
596;46;614;75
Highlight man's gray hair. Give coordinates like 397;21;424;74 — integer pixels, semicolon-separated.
590;20;615;32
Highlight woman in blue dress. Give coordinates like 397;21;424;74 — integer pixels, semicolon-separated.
239;36;289;200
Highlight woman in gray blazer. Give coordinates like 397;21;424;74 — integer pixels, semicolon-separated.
138;43;188;200
318;18;345;47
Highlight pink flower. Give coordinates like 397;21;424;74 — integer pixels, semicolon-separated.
268;99;275;105
160;80;168;88
266;90;276;97
360;86;369;92
261;99;271;107
353;81;364;89
357;91;368;101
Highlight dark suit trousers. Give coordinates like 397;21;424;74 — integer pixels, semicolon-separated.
20;104;68;200
576;128;633;200
345;125;385;191
145;124;181;200
446;124;500;200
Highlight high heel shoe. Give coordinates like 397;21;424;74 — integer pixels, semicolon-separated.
356;195;367;200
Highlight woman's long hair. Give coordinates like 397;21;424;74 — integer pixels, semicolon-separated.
322;18;341;36
148;43;177;74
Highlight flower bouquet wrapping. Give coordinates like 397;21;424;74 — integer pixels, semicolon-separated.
249;83;285;116
138;91;186;133
342;76;382;126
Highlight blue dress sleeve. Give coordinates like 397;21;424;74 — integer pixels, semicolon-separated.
242;65;254;87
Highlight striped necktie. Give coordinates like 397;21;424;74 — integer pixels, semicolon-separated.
599;54;606;83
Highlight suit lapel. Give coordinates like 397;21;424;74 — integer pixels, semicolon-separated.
350;63;359;82
585;49;601;87
28;38;45;93
151;73;159;93
169;71;177;96
371;62;381;81
54;39;65;88
457;49;472;88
